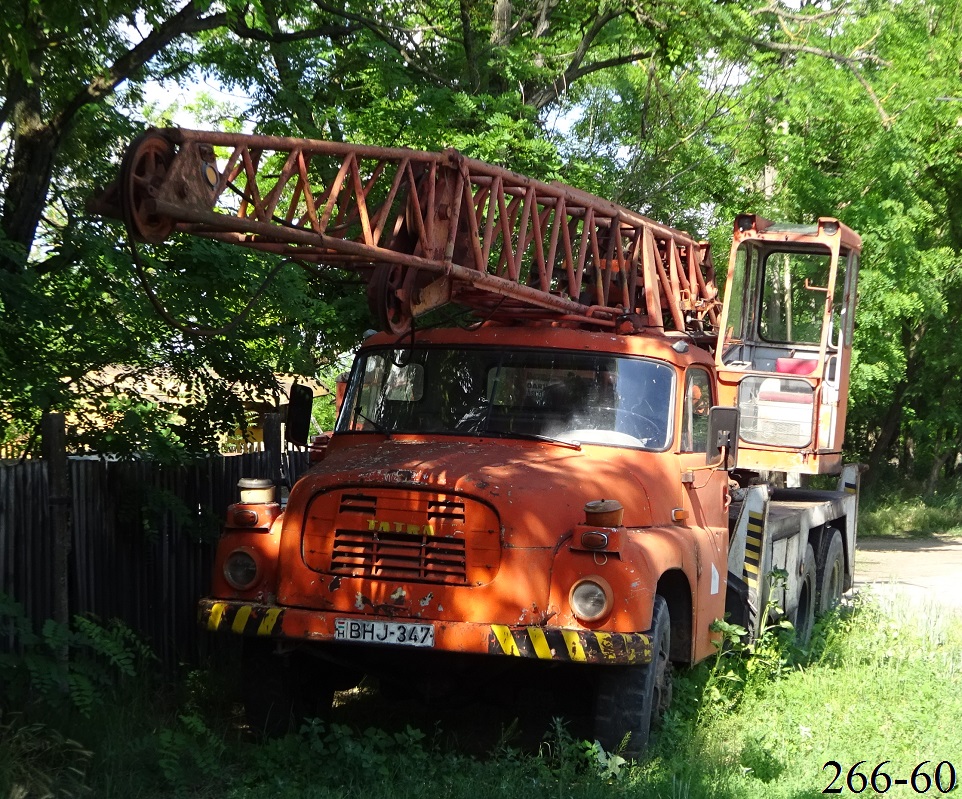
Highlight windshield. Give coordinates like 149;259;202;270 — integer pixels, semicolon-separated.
337;347;675;450
758;248;835;345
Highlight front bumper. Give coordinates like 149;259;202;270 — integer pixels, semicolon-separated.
198;598;653;665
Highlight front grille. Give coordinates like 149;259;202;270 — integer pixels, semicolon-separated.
338;493;378;515
427;499;465;522
330;529;468;584
304;488;500;586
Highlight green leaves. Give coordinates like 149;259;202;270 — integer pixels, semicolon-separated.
0;0;960;476
0;593;155;719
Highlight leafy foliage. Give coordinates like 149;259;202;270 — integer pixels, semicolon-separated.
0;593;155;719
1;0;962;476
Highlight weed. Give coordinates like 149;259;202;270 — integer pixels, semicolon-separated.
157;711;229;794
538;717;627;783
0;712;92;798
4;593;960;799
0;595;160;797
697;571;799;724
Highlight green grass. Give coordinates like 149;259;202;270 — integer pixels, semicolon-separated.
858;488;962;538
650;596;962;798
859;498;962;538
5;595;960;799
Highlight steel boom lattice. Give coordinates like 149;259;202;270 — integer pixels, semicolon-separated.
97;127;720;335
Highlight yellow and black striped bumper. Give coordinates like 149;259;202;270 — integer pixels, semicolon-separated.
200;600;285;637
488;625;652;664
199;598;653;665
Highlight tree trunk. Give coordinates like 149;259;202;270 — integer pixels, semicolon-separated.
1;77;62;271
924;450;951;497
864;384;906;485
491;0;512;46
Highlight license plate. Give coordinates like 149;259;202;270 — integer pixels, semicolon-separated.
334;618;435;647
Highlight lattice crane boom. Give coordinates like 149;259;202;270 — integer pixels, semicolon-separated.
95;127;720;336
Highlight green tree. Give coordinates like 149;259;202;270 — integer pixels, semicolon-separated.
4;0;962;481
0;0;750;455
0;2;364;455
708;0;962;487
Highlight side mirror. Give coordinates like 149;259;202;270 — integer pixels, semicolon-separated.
706;406;739;469
286;383;315;447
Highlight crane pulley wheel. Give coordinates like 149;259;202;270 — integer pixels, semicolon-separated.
119;131;176;243
369;262;417;334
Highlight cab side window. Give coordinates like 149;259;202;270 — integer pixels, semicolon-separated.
682;369;712;452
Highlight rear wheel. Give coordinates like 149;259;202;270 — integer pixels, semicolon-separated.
593;596;672;758
792;544;817;645
817;528;845;614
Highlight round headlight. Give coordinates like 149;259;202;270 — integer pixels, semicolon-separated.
569;577;613;622
224;549;259;590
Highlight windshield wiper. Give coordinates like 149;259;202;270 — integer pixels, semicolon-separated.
478;428;581;450
353;410;390;436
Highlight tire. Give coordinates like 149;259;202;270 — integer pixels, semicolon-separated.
241;640;335;738
593;596;672;759
792;544;817;646
816;528;845;614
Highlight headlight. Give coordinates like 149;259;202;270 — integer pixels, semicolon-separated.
224;549;259;590
569;577;613;622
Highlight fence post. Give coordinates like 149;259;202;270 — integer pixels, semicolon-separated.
41;412;71;639
264;412;283;486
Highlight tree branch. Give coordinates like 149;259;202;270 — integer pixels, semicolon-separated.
845;62;894;129
747;37;888;67
747;37;893;128
523;8;632;109
567;9;625;75
527;50;652;109
259;5;324;137
751;2;849;23
311;0;449;85
228;18;358;43
52;1;226;134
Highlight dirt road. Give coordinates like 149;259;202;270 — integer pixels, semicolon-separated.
854;536;962;610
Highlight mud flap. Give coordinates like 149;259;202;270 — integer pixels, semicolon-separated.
725;572;755;642
727;484;772;640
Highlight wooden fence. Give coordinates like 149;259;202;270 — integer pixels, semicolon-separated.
0;449;309;666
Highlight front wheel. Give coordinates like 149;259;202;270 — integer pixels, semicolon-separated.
593;596;672;758
241;640;335;738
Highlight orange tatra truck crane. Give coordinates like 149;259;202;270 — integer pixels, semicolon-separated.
98;128;862;755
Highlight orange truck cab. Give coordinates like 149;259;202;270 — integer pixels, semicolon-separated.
201;325;730;752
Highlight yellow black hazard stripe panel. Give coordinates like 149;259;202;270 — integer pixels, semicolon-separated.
488;625;652;665
743;510;764;593
199;601;285;637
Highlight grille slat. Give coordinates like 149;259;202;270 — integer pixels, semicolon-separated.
330;529;468;584
427;499;466;522
338;493;378;514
